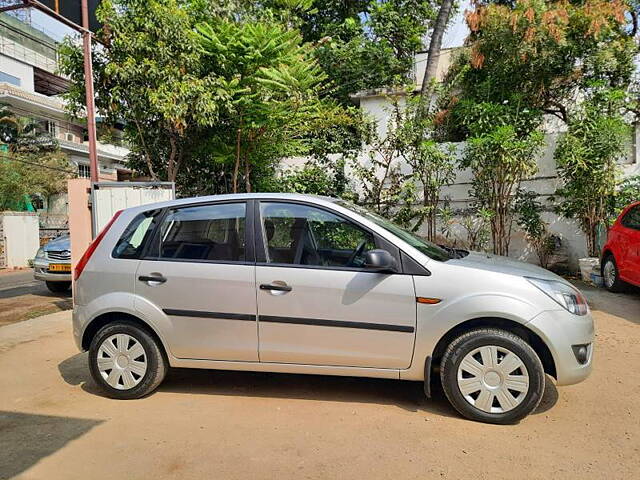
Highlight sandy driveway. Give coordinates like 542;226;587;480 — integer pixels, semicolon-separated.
0;283;638;480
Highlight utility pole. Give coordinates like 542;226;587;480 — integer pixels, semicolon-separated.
81;0;99;183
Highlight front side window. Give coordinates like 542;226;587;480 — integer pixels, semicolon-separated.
261;202;375;268
621;205;640;230
113;209;160;259
159;203;246;261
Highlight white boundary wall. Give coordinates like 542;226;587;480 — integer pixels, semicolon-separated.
0;212;39;268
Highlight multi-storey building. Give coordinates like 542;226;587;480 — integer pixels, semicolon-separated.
0;11;129;229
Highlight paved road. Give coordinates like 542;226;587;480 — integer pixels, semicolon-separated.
0;270;47;297
0;284;638;479
0;269;71;326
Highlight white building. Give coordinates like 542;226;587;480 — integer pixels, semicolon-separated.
0;12;129;229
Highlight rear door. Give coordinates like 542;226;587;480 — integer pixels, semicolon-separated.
135;201;258;361
255;201;416;369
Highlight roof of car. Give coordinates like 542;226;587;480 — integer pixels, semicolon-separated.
123;193;340;215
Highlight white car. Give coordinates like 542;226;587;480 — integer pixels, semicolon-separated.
34;234;72;292
72;194;593;424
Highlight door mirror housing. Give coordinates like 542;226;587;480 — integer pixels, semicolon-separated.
363;249;398;273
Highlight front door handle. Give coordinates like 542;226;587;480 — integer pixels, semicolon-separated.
139;274;167;284
259;283;292;292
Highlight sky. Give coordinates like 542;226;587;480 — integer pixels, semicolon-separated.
27;1;472;48
443;0;471;49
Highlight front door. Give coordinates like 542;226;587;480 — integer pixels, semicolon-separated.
255;201;416;369
135;201;258;361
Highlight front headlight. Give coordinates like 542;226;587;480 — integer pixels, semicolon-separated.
35;247;47;259
526;277;589;316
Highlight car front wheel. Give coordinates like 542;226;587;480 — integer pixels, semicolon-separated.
89;321;167;399
440;328;545;424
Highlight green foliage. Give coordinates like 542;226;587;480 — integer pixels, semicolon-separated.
59;0;233;183
196;19;342;193
611;176;640;218
309;1;437;104
0;153;71;211
554;102;630;256
268;163;340;196
515;190;556;268
447;0;634;133
0;107;70;211
444;0;636;258
439;205;493;251
397;95;457;239
462;122;544;256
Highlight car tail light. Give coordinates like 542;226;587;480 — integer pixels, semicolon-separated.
74;210;123;281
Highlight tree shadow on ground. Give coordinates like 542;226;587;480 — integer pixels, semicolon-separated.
0;410;102;480
59;352;558;421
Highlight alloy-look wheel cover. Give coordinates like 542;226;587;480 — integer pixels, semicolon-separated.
603;260;616;289
97;334;148;390
457;345;530;414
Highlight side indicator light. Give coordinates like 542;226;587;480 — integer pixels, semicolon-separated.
416;297;441;305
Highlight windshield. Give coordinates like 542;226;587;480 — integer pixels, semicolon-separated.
336;200;452;262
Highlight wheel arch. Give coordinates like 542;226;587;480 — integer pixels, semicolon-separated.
429;317;557;380
82;311;168;360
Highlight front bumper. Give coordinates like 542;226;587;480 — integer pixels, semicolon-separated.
33;261;72;282
528;309;594;386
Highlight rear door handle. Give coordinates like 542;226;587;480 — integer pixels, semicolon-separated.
139;275;167;284
259;283;292;292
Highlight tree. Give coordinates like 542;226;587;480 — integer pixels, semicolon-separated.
463;122;544;256
515;190;557;269
197;19;339;192
350;101;416;221
59;0;232;184
397;95;457;239
309;1;437;104
554;99;630;257
444;0;635;256
419;0;454;109
0;108;71;211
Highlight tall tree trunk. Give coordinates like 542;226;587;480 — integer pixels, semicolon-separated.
418;0;454;115
167;134;178;183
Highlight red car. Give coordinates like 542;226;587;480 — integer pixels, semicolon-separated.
601;201;640;292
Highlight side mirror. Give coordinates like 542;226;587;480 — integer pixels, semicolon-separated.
363;249;398;273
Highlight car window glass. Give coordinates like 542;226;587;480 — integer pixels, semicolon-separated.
159;203;246;261
261;202;375;267
113;210;160;259
621;206;640;230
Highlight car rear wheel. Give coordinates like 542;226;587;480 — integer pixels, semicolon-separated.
45;281;71;293
89;321;167;399
440;328;545;424
602;255;628;293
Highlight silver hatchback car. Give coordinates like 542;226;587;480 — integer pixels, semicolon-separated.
72;194;593;424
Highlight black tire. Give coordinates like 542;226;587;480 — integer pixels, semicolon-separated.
440;328;545;424
601;254;628;293
89;320;167;400
45;281;71;293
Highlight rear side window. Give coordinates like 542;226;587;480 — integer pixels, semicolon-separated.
112;210;161;259
621;206;640;230
159;203;246;262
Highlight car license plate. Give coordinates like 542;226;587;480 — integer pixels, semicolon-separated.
49;264;71;272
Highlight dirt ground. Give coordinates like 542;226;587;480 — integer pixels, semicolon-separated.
0;283;638;480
